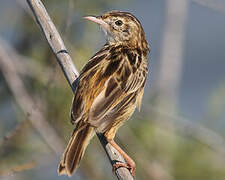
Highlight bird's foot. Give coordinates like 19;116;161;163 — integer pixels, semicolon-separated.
112;161;136;177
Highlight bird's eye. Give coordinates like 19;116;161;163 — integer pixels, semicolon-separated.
115;20;123;26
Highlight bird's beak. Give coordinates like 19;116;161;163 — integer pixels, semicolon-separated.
83;16;109;30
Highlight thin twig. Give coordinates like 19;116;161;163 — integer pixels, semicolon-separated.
0;38;58;86
146;105;225;156
0;42;65;155
192;0;225;14
0;120;28;147
0;161;37;176
26;0;134;179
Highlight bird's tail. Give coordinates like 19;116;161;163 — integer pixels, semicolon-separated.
58;122;95;176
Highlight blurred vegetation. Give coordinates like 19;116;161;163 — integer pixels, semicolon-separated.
1;0;225;180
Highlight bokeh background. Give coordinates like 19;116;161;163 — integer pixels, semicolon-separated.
1;0;225;180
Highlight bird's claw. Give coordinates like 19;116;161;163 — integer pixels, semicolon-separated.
112;162;136;177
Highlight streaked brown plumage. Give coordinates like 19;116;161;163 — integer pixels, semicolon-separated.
58;10;150;177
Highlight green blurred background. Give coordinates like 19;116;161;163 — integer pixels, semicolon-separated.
1;0;225;179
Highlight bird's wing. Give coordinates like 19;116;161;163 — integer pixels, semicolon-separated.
70;45;112;124
71;45;147;126
89;50;148;125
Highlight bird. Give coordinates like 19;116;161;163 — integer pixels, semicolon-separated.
58;10;150;177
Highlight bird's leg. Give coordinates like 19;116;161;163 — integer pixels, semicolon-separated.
105;133;136;177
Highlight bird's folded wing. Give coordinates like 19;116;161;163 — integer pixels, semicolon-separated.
71;46;147;126
89;60;146;125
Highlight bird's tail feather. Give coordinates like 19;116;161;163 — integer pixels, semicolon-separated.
58;122;95;176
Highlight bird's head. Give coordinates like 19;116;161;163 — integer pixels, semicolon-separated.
84;11;149;53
